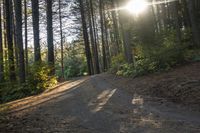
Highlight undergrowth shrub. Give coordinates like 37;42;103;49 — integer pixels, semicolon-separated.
27;62;57;91
63;56;87;79
110;54;126;73
0;62;57;103
111;30;194;77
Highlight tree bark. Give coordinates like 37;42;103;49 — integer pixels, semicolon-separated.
78;0;93;75
14;0;25;83
173;1;182;44
99;0;107;71
46;0;55;74
111;0;120;55
24;0;28;75
31;0;41;62
0;2;4;82
187;0;200;47
58;0;64;78
89;0;100;74
5;0;16;81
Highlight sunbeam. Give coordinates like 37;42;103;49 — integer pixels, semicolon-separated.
125;0;148;15
109;0;179;14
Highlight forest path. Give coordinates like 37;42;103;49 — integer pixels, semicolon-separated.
1;74;200;133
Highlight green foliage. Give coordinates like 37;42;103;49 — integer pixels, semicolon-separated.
55;41;87;79
0;62;57;103
112;30;191;77
63;56;87;79
184;49;200;61
110;54;126;73
27;62;57;91
116;63;135;77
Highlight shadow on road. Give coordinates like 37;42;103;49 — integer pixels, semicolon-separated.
1;75;200;133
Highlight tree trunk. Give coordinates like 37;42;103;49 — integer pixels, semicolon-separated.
58;0;64;78
46;0;55;74
103;8;111;67
5;0;16;81
86;0;96;74
110;0;120;55
173;1;182;44
24;0;28;75
89;0;100;74
12;12;19;70
31;0;41;62
78;0;93;75
116;0;133;64
14;0;25;83
3;0;8;79
0;2;4;82
187;0;200;47
99;0;107;71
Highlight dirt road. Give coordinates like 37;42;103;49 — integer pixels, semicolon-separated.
1;75;200;133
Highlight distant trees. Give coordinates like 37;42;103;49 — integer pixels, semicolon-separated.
75;0;200;75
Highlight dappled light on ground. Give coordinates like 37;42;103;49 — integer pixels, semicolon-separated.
4;77;89;115
132;96;144;105
88;89;117;113
1;74;200;133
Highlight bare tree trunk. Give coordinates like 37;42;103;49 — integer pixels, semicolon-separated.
5;0;16;81
89;0;100;74
58;0;64;78
173;1;182;44
78;0;93;75
187;0;200;47
110;0;120;54
181;0;190;28
31;0;41;62
99;0;107;71
116;0;133;64
14;0;25;83
86;0;96;73
46;0;55;74
0;2;4;82
3;0;8;80
24;0;28;75
103;9;111;67
13;14;18;69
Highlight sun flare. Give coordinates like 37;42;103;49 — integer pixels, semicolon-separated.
125;0;148;15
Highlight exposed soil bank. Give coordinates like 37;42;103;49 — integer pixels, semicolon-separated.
103;62;200;111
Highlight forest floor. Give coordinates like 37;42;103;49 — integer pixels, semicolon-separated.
0;63;200;133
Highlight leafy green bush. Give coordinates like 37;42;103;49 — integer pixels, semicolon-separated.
184;49;200;61
64;56;87;79
110;54;126;73
113;30;190;77
116;63;135;76
0;62;57;103
27;62;57;91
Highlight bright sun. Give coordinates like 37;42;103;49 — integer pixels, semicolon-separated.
126;0;148;15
